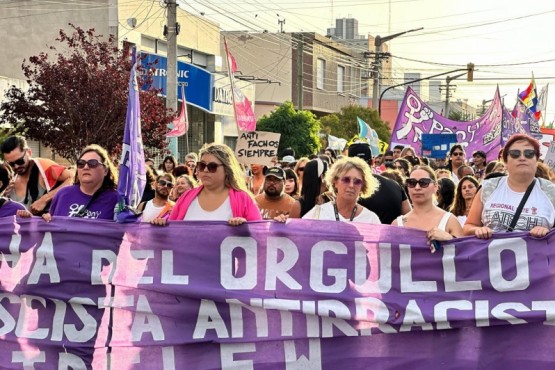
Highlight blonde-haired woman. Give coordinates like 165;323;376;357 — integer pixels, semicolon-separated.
152;143;261;226
303;157;381;223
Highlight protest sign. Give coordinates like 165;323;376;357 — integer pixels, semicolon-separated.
1;217;555;369
234;131;280;166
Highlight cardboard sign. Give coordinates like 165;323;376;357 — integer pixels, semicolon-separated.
235;131;281;166
543;141;555;170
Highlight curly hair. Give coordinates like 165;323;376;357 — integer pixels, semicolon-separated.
325;156;379;198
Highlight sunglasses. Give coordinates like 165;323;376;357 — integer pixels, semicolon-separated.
406;178;435;188
76;159;104;169
508;149;536;159
7;152;26;167
197;162;224;173
297;167;305;172
451;152;465;157
339;176;363;187
157;179;174;189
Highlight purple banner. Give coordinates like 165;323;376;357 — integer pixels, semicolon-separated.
2;217;555;369
391;87;504;161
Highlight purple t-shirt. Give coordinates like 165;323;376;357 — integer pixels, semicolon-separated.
50;185;118;220
0;198;25;217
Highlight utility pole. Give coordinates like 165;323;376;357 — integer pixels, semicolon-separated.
166;0;179;157
371;27;423;111
297;34;303;110
441;71;466;117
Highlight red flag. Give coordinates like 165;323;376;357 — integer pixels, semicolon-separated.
167;85;188;137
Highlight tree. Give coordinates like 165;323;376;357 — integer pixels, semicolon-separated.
0;25;173;161
256;101;321;157
320;105;391;144
448;110;463;121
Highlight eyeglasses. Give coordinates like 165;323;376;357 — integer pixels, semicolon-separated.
451;152;465;157
406;178;435;188
7;152;26;167
197;162;224;173
76;159;104;169
297;167;305;172
339;176;363;187
157;179;174;189
508;149;536;159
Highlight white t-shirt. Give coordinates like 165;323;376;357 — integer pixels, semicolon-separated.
482;177;555;232
183;197;233;221
141;200;165;222
302;202;381;224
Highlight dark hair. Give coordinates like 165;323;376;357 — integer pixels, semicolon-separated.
172;164;191;178
284;168;300;198
436;177;456;211
0;163;14;193
299;159;326;217
451;175;479;216
502;134;540;163
447;144;465;172
381;170;405;189
393;145;405;151
160;155;177;171
156;173;175;183
384;150;394;157
76;144;118;190
324;148;337;161
393;158;411;177
1;135;27;154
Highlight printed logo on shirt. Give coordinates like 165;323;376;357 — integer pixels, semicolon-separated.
68;203;101;219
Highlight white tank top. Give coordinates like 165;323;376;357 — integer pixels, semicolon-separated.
184;197;233;221
482;177;555;232
396;211;452;231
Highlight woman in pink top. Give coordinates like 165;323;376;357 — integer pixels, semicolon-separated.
152;143;261;226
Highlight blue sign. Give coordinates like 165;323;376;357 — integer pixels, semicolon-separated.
421;134;458;159
140;52;213;112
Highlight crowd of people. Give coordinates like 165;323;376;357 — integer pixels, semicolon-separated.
2;133;555;250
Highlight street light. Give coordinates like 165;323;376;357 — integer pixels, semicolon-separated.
371;27;424;110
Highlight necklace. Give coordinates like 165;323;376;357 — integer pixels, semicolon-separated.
333;202;357;221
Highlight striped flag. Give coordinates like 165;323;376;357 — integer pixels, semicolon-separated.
115;47;146;223
357;117;380;158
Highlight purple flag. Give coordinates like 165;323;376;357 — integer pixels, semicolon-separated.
391;87;504;161
505;99;542;143
2;217;555;368
116;47;146;223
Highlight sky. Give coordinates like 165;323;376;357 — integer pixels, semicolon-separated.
179;0;555;121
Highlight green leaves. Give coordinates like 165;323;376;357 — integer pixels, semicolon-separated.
256;102;321;158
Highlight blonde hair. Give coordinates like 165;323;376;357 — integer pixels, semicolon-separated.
199;143;250;194
325;156;379;198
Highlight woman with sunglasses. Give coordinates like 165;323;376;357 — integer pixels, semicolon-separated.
152;143;261;226
302;157;380;223
464;134;555;238
393;166;463;247
19;144;118;220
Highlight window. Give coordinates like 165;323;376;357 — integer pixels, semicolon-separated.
317;58;325;90
337;65;345;93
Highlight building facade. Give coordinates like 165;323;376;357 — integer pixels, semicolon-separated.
222;31;365;119
0;1;253;162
